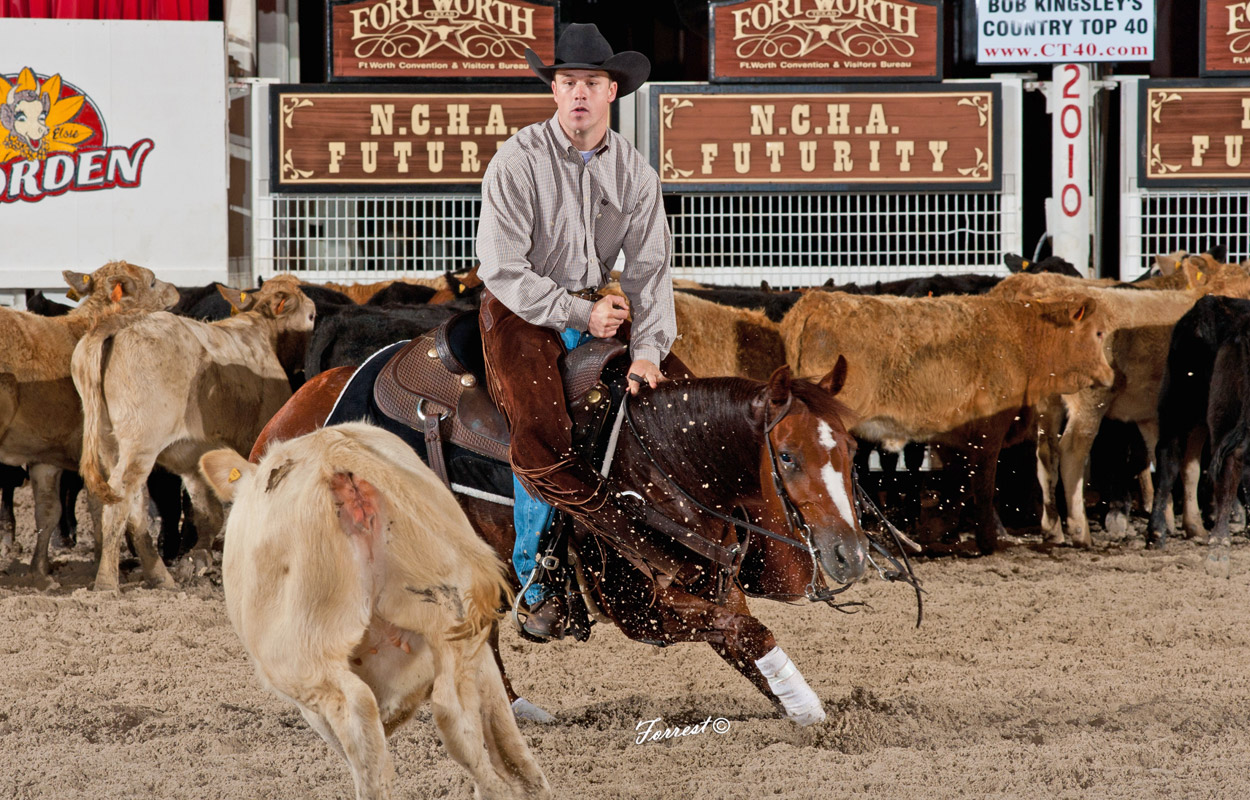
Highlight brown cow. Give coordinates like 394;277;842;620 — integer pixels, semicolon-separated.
991;271;1202;546
782;290;1113;553
72;274;315;591
0;262;178;578
199;423;549;800
601;285;784;380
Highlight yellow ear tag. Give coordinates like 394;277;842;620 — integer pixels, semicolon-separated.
239;291;247;302
66;288;79;301
1022;260;1030;268
1197;270;1205;282
228;468;242;483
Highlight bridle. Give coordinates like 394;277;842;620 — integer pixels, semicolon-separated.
622;387;923;624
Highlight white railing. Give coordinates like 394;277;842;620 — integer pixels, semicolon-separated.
1117;75;1250;278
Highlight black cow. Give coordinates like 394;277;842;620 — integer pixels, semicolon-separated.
304;301;472;379
1003;253;1084;278
24;291;72;316
1148;294;1250;550
365;281;438;307
675;285;801;323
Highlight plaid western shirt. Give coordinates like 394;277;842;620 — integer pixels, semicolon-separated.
476;114;676;367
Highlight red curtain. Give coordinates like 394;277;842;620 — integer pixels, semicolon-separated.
0;0;208;19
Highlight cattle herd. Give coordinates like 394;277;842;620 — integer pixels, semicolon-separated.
1;248;1249;798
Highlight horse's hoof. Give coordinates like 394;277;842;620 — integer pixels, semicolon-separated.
511;697;555;724
787;705;827;727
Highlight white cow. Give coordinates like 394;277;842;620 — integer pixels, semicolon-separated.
199;423;550;800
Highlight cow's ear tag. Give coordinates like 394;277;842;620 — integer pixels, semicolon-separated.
228;468;242;483
240;292;247;302
275;298;286;314
1075;306;1086;322
1022;260;1030;268
110;283;124;302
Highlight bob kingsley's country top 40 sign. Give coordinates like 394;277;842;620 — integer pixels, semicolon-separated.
651;84;1001;192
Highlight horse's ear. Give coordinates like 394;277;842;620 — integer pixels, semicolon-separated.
819;355;848;398
766;365;793;405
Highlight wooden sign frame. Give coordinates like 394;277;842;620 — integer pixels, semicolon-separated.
325;0;559;82
649;82;1000;193
708;0;943;83
269;83;554;192
1200;0;1250;77
1138;79;1250;188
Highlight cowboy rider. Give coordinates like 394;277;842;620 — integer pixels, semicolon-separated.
476;23;680;641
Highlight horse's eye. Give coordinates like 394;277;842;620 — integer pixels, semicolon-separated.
779;452;795;467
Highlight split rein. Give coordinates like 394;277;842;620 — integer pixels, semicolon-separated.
620;388;924;627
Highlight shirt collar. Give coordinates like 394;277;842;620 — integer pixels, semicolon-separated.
546;114;611;162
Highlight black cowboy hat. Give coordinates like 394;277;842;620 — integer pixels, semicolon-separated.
525;23;650;97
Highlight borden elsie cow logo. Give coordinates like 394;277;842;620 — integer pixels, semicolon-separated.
0;67;154;203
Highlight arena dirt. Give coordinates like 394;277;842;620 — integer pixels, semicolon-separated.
1;485;1247;800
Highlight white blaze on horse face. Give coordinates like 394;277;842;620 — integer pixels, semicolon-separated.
817;421;856;527
817;420;837;451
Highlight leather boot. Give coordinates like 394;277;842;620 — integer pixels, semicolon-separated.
522;594;567;641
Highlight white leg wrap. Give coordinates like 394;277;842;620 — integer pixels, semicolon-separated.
511;696;555;724
755;646;826;726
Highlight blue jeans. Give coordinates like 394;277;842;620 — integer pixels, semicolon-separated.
513;327;594;605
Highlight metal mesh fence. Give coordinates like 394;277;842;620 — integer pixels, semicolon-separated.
254;194;484;282
666;192;1009;289
255;189;1011;288
1129;191;1250;276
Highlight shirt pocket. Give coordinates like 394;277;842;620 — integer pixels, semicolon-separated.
593;193;629;256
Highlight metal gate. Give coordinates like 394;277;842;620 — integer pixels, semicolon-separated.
1117;75;1250;277
249;77;1025;288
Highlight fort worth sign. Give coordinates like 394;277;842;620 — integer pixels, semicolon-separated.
709;0;942;81
651;83;1001;192
328;0;556;80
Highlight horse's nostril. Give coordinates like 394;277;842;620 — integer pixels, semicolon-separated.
835;544;850;567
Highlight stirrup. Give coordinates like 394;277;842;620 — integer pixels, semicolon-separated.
510;551;563;635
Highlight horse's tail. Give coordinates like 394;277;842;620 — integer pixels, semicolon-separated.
72;319;125;505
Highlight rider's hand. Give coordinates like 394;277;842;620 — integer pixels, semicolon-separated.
588;294;629;338
627;359;665;395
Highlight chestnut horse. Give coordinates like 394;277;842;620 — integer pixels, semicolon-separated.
251;356;883;726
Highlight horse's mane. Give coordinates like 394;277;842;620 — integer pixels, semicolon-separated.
629;375;854;501
786;376;857;430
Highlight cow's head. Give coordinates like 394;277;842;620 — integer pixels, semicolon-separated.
218;274;316;332
62;261;179;313
1034;294;1114;394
